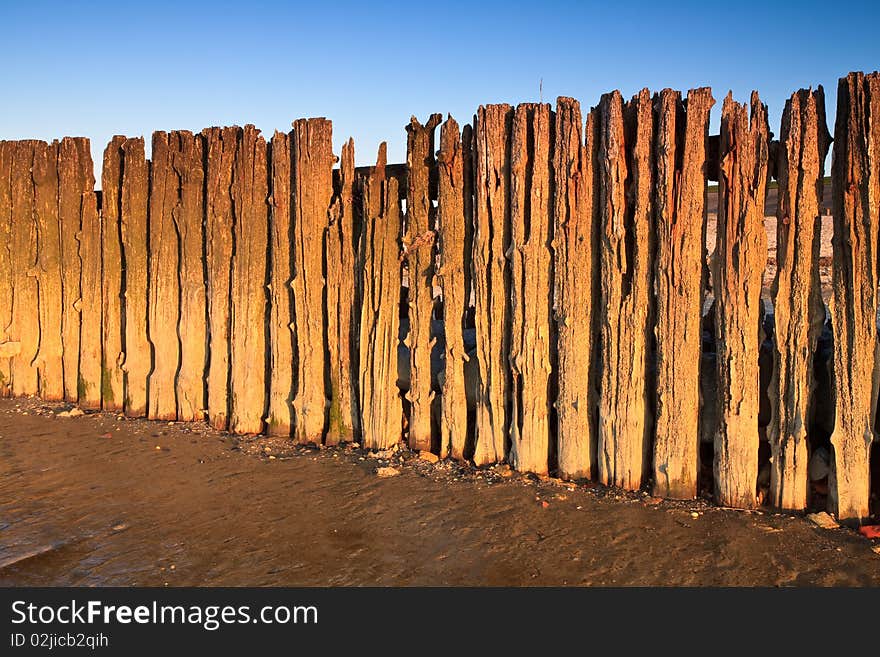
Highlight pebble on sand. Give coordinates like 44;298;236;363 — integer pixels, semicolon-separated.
418;451;439;464
57;408;84;418
376;466;400;478
806;511;839;529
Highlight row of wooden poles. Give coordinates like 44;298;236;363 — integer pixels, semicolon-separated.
0;72;877;521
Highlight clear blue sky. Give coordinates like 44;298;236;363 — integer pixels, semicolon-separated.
1;0;878;173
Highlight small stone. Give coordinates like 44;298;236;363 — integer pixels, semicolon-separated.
541;501;550;509
376;466;400;478
807;511;839;529
57;408;84;418
690;512;700;519
872;545;880;555
419;451;439;464
155;445;162;450
268;455;276;460
100;432;112;439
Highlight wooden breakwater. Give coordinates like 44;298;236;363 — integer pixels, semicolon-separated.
0;71;877;522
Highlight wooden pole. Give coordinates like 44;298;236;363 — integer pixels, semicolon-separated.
596;90;654;491
229;125;268;435
33;140;63;400
404;114;442;453
652;88;714;499
78;182;102;410
358;144;403;450
0;142;13;396
101;136;125;411
173;132;206;422
325;137;359;444
147;132;181;420
267;130;294;436
828;72;880;523
291;118;333;444
553;98;598;481
119;137;150;416
437;117;472;460
713;92;769;509
509;103;554;475
10;141;40;396
203;126;239;431
472;104;512;466
769;87;830;511
57;137;87;403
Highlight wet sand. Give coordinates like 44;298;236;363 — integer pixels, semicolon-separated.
1;397;878;586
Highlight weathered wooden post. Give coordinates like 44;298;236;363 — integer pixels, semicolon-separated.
291;118;333;444
358;144;404;450
173;132;206;422
404;114;442;453
148;132;181;420
596;90;654;491
652;88;714;499
203;126;239;431
553;99;598;481
829;71;880;523
119;138;150;417
101;137;125;410
437;118;473;460
769;87;830;511
58;137;89;403
509;103;554;475
326;138;359;444
0;142;13;396
10;141;40;397
229;125;268;435
713;92;769;509
33;140;63;401
78;185;101;409
267;130;293;436
472;104;512;466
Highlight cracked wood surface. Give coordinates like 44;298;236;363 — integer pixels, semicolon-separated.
770;87;830;511
325;138;359;444
509;103;553;475
147;132;181;421
358;144;403;450
553;99;598;481
404;114;442;453
57;138;88;403
174;132;206;422
437;117;472;460
712;92;769;509
596;90;654;491
101;137;125;411
229;125;268;435
472;104;512;466
119;138;149;416
652;88;714;499
829;72;880;523
268;130;293;436
203;126;239;431
291;118;333;444
33;140;62;401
